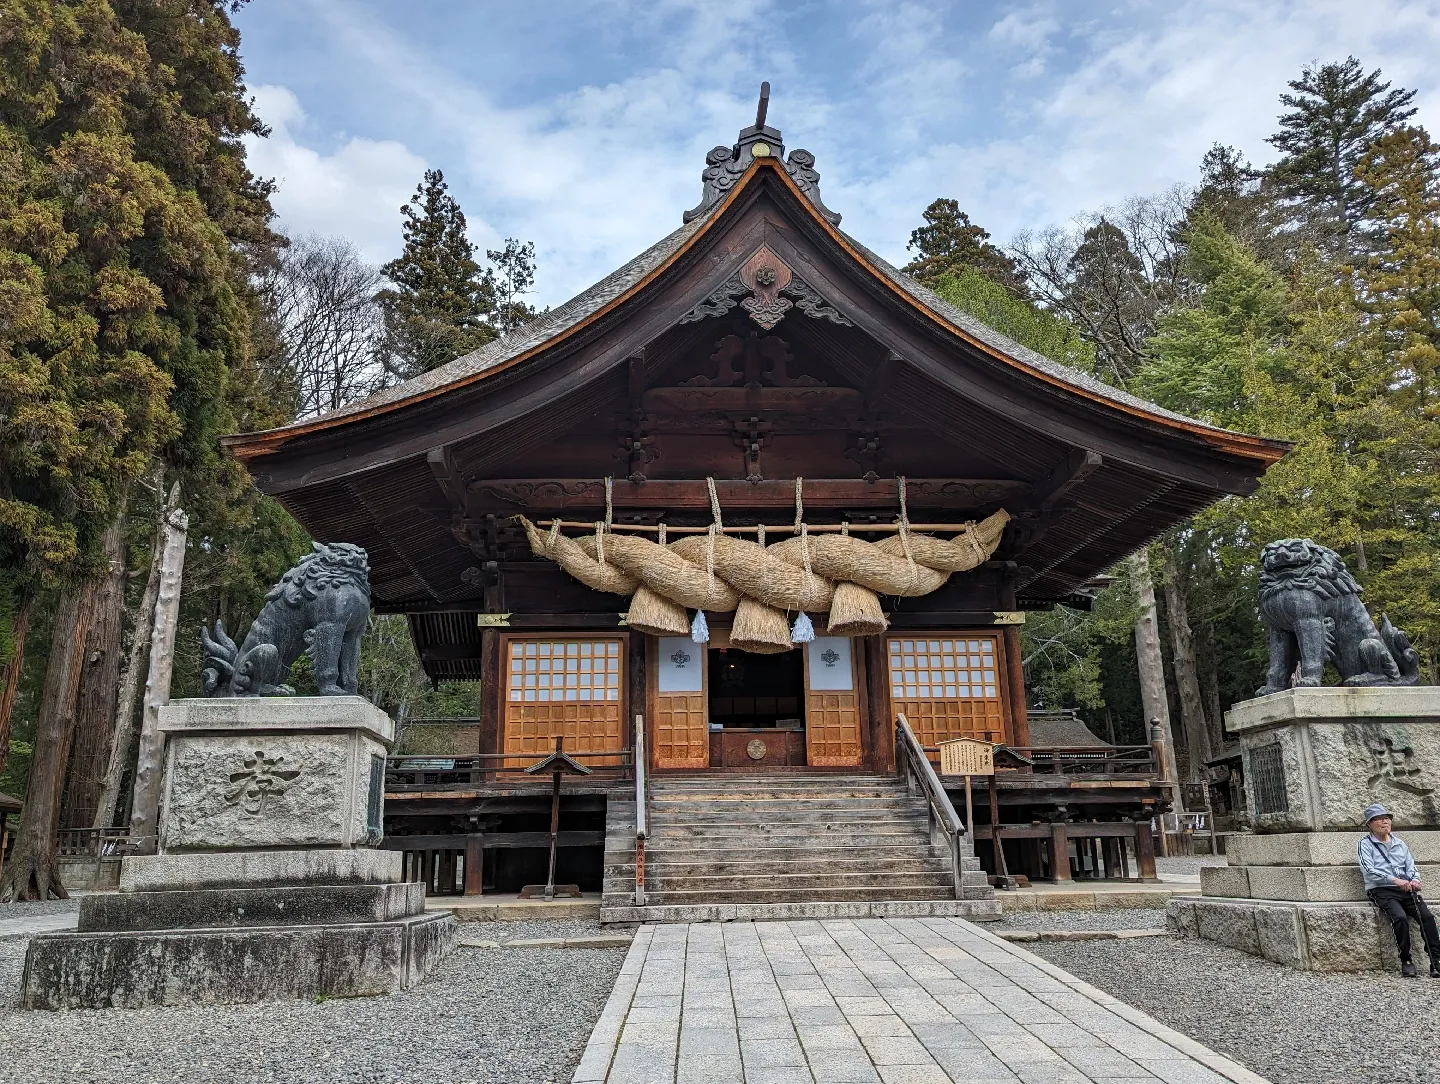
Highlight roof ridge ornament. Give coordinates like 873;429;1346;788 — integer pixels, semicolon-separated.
682;81;842;226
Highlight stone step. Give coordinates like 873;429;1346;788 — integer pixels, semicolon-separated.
649;797;926;813
639;883;961;904
599;898;1004;924
649;808;929;825
620;856;970;878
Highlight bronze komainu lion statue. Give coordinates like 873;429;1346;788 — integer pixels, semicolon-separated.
1256;538;1419;696
202;542;371;697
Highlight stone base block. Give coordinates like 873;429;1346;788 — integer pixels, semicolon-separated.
20;911;455;1009
1201;861;1440;901
1227;830;1440;867
1166;895;1417;972
120;848;403;892
80;882;425;932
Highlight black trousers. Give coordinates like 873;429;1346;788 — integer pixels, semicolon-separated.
1369;887;1440;962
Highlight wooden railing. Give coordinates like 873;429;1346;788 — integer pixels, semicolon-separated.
633;714;648;906
895;714;966;900
55;827;146;858
385;749;634;792
1006;745;1157;776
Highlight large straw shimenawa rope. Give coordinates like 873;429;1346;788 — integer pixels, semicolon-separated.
521;477;1010;651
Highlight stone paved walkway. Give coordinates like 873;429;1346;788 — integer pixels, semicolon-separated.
0;913;77;940
573;918;1268;1084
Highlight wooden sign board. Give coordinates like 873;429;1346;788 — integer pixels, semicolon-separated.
938;738;995;777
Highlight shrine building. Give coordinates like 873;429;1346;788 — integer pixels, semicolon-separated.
226;92;1285;915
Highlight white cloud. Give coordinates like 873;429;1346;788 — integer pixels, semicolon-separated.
237;0;1440;305
243;85;427;266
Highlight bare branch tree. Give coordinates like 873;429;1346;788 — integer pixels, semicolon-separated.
1010;187;1195;383
255;236;387;419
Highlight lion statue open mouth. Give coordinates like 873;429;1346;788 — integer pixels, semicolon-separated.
201;542;371;697
1255;538;1419;696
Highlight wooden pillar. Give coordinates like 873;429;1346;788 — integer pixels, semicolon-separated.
864;636;895;772
1135;821;1158;881
478;629;501;766
1049;823;1071;882
464;834;484;896
1001;626;1029;748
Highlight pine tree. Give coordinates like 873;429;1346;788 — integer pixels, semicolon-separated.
1266;57;1418;256
487;238;539;337
904;199;1027;294
378;170;496;377
1354;126;1440;420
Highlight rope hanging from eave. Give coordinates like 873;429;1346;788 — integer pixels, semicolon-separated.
521;477;1011;645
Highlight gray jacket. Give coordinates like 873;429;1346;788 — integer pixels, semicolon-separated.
1358;833;1420;892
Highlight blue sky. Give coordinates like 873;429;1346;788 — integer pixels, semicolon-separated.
234;0;1440;308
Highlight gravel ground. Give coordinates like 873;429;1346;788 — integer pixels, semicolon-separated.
994;906;1167;932
452;917;619;942
1154;854;1228;878
1032;933;1440;1084
0;900;80;921
0;932;627;1084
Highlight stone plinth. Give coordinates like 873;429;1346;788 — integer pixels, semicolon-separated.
1168;895;1413;972
158;696;391;851
1227;687;1440;833
21;697;454;1010
1178;687;1440;971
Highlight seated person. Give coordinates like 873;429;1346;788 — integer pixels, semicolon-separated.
1359;802;1439;978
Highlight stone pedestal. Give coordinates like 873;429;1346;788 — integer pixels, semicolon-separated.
21;697;454;1009
1229;687;1440;832
1169;688;1440;971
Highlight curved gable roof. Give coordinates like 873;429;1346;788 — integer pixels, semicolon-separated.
227;159;1287;483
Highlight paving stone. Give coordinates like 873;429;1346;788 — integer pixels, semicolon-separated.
568;918;1271;1083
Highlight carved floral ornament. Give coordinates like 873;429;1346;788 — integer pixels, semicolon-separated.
680;245;853;331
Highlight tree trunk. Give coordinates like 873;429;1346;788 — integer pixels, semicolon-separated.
1130;549;1180;790
0;588;97;901
61;506;128;828
1201;623;1226;754
0;594;34;777
127;499;188;850
92;474;171;830
1159;546;1212;791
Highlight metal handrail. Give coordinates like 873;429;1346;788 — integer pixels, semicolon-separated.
633;714;648;906
895;714;966;899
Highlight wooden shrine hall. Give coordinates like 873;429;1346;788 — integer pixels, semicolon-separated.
226;89;1286;909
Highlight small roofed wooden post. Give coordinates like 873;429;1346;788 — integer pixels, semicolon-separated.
521;737;592;900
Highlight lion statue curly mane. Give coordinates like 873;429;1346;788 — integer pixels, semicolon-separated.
202;542;371;697
1255;537;1419;696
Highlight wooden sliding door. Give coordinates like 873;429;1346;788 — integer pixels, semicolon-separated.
887;634;1007;758
502;636;625;766
804;637;863;767
651;636;709;768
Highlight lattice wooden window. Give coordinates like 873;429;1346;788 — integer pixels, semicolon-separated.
503;637;624;765
888;635;1006;752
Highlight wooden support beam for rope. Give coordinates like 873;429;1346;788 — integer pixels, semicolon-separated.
531;519;995;535
467;478;1031;513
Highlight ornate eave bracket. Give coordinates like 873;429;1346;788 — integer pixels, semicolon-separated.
679;245;853;331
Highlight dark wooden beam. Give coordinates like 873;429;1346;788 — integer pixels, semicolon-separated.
1038;449;1103;511
465;477;1030;513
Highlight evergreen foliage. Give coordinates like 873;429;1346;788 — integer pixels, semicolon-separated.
377;169;497;378
930;268;1095;373
1266;56;1418;254
904;199;1027;294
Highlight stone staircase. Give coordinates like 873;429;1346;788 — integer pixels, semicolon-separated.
601;773;1000;923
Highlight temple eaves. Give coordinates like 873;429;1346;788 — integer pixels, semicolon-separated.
683;81;842;226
